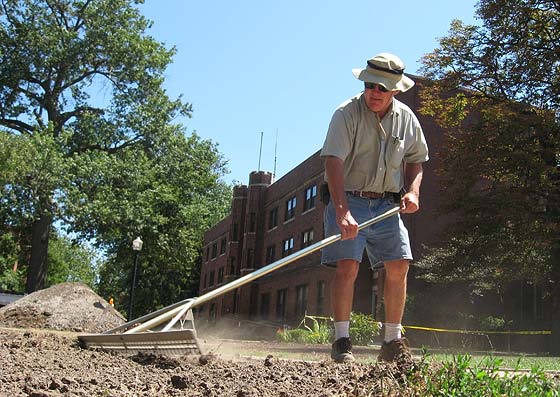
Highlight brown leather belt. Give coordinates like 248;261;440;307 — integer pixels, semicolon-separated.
347;191;387;199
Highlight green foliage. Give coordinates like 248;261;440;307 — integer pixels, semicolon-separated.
276;313;381;346
0;266;25;292
478;315;507;331
412;353;559;397
276;315;333;344
416;0;560;322
0;233;23;291
0;0;232;301
349;312;382;346
46;234;98;289
87;132;232;316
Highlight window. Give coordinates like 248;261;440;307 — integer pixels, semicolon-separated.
218;267;224;284
260;293;270;319
268;207;278;229
295;284;308;317
203;273;207;289
304;185;317;211
209;270;215;286
285;196;297;221
282;237;294;257
317;281;326;315
205;247;210;262
220;238;227;255
301;228;314;248
232;223;239;241
276;289;287;321
211;242;217;259
266;245;276;264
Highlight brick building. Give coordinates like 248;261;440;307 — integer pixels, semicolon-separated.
197;82;449;327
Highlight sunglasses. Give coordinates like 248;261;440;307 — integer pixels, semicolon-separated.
364;82;390;93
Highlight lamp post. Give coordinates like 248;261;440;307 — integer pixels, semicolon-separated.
127;236;143;321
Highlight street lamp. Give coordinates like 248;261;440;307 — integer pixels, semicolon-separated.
127;236;143;321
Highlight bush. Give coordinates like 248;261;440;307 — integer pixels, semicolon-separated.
276;315;332;344
478;315;507;331
349;312;381;345
276;312;381;345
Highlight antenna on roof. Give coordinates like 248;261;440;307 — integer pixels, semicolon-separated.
273;128;278;180
258;131;263;171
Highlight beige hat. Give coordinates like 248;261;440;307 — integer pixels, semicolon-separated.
352;53;415;92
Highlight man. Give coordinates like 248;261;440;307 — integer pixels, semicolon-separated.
320;53;429;363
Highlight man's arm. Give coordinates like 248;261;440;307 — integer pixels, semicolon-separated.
324;156;358;240
401;162;423;213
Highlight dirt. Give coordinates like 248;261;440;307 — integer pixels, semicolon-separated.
0;283;418;396
0;282;126;333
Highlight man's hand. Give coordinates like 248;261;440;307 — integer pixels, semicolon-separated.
336;209;359;240
400;192;419;213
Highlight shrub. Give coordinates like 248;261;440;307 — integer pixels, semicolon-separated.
349;312;381;346
276;312;381;345
276;315;332;344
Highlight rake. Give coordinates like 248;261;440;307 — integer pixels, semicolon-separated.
78;206;400;356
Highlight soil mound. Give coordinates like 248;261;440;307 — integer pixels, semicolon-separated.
0;282;125;333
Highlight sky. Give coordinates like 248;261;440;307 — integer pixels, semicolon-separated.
138;0;479;186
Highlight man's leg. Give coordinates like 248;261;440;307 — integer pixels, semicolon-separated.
332;259;360;322
383;259;409;327
331;259;359;363
378;259;413;363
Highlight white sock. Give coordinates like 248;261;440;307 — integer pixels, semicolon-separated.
383;323;402;343
334;321;350;340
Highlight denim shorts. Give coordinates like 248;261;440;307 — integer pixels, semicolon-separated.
321;193;412;268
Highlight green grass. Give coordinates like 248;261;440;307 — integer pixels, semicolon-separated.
426;352;560;371
410;353;559;397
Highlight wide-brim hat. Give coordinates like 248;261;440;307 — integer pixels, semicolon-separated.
352;53;415;92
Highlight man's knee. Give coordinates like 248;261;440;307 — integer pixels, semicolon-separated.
335;260;359;282
384;259;409;281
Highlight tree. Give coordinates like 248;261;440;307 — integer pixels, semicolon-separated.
76;131;232;316
417;0;560;353
47;234;98;288
0;0;231;302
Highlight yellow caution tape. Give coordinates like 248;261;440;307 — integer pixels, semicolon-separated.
302;315;552;336
404;325;551;335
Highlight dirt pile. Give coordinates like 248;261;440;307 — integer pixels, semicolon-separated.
0;328;416;397
0;282;125;333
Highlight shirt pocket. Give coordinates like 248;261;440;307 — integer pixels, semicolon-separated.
388;138;405;169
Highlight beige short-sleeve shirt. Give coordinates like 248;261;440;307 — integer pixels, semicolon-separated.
320;93;429;193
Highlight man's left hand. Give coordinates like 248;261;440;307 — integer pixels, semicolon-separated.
400;192;419;213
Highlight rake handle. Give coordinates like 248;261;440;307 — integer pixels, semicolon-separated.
158;205;401;332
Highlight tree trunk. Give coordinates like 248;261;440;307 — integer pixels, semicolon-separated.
25;213;52;293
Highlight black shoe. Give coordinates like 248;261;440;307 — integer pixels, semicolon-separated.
331;337;355;363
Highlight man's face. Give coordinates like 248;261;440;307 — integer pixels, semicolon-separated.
363;82;397;117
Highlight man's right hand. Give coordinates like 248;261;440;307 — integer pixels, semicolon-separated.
336;209;359;240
